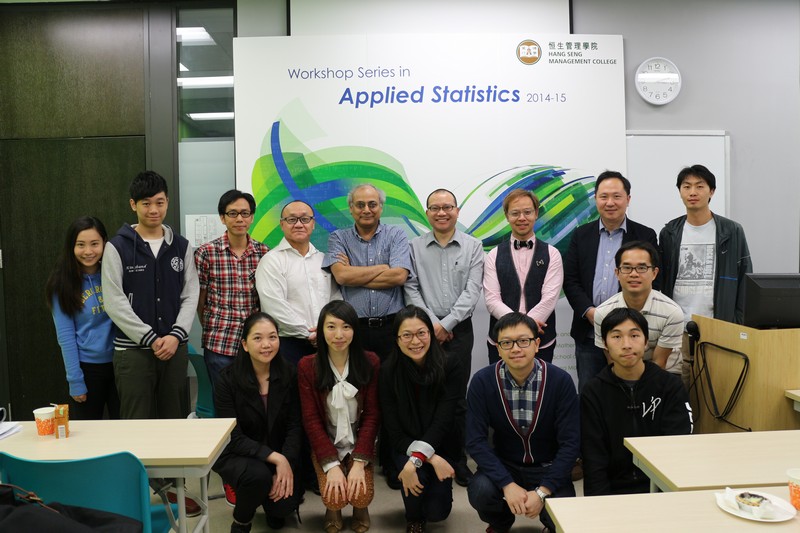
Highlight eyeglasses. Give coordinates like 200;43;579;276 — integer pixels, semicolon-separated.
427;204;456;213
497;338;536;350
352;201;380;210
225;210;253;219
617;265;655;274
397;330;430;342
507;209;536;219
281;216;314;225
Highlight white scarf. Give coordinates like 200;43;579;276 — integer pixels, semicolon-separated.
328;358;358;446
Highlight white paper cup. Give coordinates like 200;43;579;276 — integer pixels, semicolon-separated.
33;406;55;436
788;468;800;510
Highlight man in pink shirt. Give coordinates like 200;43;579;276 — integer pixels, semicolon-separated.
483;189;564;364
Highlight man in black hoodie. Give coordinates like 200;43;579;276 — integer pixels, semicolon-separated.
580;308;692;496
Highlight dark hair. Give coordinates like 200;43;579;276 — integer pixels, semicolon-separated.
280;200;314;218
595;170;631;195
676;164;716;191
615;240;661;269
502;189;539;215
45;216;108;315
384;306;448;426
314;300;372;390
229;312;286;395
600;307;650;343
491;312;539;342
218;189;256;216
386;305;446;386
129;170;168;202
425;188;458;208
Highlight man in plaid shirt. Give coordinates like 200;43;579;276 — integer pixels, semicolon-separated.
466;313;579;533
194;189;269;387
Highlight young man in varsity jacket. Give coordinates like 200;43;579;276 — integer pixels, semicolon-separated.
102;170;199;420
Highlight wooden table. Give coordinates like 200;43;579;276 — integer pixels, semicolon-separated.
786;389;800;412
1;418;235;533
546;486;798;532
691;316;800;433
624;430;800;492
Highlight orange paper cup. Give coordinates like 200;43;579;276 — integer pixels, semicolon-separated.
33;406;55;436
788;468;800;511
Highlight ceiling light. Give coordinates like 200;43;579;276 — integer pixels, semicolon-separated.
187;112;235;121
177;27;215;46
177;76;234;89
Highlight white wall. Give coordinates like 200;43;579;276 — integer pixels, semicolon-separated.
240;0;800;272
573;0;800;272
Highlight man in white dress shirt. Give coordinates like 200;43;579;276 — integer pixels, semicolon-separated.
256;200;340;365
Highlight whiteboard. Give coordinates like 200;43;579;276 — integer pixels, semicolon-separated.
626;131;729;235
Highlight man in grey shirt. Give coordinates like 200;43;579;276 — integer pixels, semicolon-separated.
405;188;485;486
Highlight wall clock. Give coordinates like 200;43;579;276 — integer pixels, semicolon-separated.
635;57;682;105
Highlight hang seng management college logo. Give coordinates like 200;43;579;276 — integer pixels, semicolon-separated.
517;40;541;65
171;257;184;272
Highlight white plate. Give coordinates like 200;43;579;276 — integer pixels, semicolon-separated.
715;490;798;523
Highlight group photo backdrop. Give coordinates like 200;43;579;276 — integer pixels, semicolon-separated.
233;32;626;379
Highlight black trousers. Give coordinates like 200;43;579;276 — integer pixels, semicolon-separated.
70;361;120;420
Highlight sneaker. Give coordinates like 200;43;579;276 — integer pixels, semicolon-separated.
166;490;201;517
265;514;286;530
454;459;474;487
223;483;236;507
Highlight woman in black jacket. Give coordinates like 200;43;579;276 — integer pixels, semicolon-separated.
213;312;304;533
379;305;464;533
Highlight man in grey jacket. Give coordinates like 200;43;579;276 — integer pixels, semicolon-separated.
658;164;752;388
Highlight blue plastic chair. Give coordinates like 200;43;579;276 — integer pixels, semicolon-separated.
0;451;174;533
188;347;216;418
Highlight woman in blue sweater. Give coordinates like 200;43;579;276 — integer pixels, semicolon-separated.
46;216;119;420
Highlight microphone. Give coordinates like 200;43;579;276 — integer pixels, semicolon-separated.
686;320;700;358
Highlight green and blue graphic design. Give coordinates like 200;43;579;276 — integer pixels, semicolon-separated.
251;119;599;255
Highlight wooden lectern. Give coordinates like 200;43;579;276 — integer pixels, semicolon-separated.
691;315;800;434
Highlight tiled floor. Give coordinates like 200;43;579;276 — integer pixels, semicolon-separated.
178;462;583;532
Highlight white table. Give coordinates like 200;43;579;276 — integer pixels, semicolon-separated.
1;418;235;533
785;389;800;412
624;430;800;492
546;486;799;532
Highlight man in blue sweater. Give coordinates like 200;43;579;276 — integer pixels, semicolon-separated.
466;312;579;533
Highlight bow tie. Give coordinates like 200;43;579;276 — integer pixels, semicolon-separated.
513;239;533;250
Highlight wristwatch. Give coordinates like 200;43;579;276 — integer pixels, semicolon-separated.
534;487;549;502
408;456;423;468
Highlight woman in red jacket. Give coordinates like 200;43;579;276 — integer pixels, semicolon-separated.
298;300;380;533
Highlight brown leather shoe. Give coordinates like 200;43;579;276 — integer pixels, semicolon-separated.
351;507;370;533
324;509;343;533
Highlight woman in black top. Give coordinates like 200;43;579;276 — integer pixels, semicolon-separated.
213;312;304;532
379;305;464;533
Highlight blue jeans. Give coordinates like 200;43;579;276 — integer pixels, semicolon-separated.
203;348;234;391
468;464;575;532
393;455;453;522
574;338;607;393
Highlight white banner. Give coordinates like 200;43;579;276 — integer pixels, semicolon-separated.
234;33;626;381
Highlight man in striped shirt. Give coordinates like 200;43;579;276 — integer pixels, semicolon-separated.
592;240;684;375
